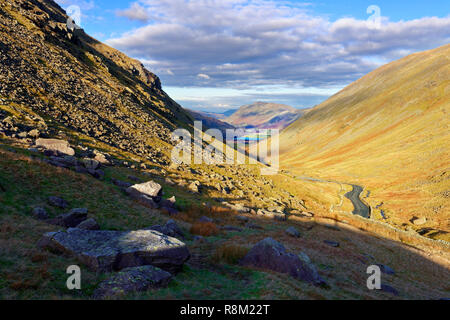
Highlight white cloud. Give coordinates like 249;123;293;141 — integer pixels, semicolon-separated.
105;0;450;90
197;73;211;80
116;2;150;23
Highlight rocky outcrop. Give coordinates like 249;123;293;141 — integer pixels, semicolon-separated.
38;228;190;273
0;0;193;166
126;181;162;198
239;237;325;286
35;139;75;156
92;265;172;299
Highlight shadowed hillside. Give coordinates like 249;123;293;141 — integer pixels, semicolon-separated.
280;44;450;239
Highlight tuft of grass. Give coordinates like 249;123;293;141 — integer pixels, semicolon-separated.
190;222;219;237
211;244;249;265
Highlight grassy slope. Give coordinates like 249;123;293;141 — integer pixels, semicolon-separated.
279;44;450;235
1;142;449;300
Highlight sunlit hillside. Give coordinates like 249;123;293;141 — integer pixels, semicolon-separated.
279;44;450;238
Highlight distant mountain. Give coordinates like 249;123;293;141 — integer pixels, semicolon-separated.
195;109;238;121
187;109;235;133
225;102;307;130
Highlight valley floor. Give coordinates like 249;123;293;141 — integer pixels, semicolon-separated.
0;139;449;300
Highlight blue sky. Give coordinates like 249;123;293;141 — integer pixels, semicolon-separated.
55;0;450;112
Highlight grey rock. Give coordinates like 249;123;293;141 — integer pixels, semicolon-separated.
88;169;104;179
32;207;49;220
285;226;301;238
112;179;132;188
93;265;172;299
126;180;162;198
47;196;68;208
410;217;427;226
76;218;100;230
245;222;263;230
188;181;200;193
27;129;39;138
147;219;184;239
376;264;395;275
137;195;158;209
256;209;286;221
35;138;75;156
49;208;88;227
380;284;399;296
38;228;190;273
222;225;243;232
236;215;249;222
239;238;326;286
324;240;340;248
82;158;100;170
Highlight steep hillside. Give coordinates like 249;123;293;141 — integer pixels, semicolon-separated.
0;0;193;165
187;109;235;133
226;102;306;129
280;44;450;237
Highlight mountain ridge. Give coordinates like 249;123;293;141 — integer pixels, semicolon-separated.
279;43;450;238
225;101;307;130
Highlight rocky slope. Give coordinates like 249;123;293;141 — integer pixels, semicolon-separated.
225;102;307;130
0;0;193;165
1;0;449;301
187;109;235;133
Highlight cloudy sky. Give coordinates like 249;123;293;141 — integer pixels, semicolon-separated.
55;0;450;112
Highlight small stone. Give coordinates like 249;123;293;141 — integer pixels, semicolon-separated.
324;240;340;247
76;218;100;230
245;222;263;230
285;226;301;238
47;196;68;208
32;207;49;220
82;158;100;170
410;217;427;226
27;129;39;138
376;264;395;275
222;225;243;232
380;284;399;296
236;215;249;222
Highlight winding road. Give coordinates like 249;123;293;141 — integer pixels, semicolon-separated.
344;184;370;218
285;173;371;219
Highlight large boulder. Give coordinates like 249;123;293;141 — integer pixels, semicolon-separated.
35;138;75;156
38;228;190;273
126;181;162;198
92;265;172;299
239;237;325;286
